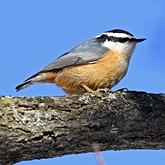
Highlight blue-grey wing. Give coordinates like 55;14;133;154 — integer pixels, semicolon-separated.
43;38;109;71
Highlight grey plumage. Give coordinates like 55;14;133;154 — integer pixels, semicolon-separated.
16;29;145;92
42;38;109;71
16;38;109;92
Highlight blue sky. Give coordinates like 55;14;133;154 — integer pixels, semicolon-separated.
0;0;165;164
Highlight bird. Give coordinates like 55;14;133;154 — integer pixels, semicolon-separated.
16;29;146;94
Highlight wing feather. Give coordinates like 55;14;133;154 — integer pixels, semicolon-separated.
42;38;109;71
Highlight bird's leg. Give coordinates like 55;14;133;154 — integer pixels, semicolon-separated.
82;84;111;94
82;84;95;93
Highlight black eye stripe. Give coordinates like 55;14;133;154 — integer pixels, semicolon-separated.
108;36;131;42
96;34;109;42
96;34;136;43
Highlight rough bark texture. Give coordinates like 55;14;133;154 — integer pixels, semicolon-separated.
0;90;165;165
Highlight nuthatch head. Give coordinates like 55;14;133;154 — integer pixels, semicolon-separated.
16;29;146;94
97;29;145;60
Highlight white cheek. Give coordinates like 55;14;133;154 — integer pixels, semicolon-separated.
102;40;135;54
102;40;116;49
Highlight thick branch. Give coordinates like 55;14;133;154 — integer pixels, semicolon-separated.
0;91;165;165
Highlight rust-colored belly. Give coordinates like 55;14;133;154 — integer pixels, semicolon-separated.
52;51;128;94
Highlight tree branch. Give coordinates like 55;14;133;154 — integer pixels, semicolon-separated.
0;90;165;165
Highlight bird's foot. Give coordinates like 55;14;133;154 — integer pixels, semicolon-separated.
82;84;111;95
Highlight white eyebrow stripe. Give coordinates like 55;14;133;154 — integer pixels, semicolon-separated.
102;32;133;39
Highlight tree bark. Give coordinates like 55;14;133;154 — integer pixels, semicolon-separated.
0;90;165;165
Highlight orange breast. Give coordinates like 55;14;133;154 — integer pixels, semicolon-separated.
51;50;129;94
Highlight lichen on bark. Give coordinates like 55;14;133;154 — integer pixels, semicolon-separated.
0;91;165;165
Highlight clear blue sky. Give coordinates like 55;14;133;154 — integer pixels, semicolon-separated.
0;0;165;164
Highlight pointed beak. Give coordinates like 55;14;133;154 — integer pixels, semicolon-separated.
134;38;146;43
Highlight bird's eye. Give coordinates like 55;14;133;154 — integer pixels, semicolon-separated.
107;37;130;43
108;36;118;42
118;37;130;43
118;38;124;42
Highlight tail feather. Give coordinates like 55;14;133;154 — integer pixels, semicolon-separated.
16;80;32;92
15;72;40;92
23;71;42;82
16;72;42;92
16;71;56;92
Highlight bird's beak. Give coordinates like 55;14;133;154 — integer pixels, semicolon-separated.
135;38;146;43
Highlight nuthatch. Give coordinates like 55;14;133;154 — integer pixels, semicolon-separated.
16;29;146;94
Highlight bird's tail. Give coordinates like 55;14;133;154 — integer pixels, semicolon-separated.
16;80;33;92
16;72;56;92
